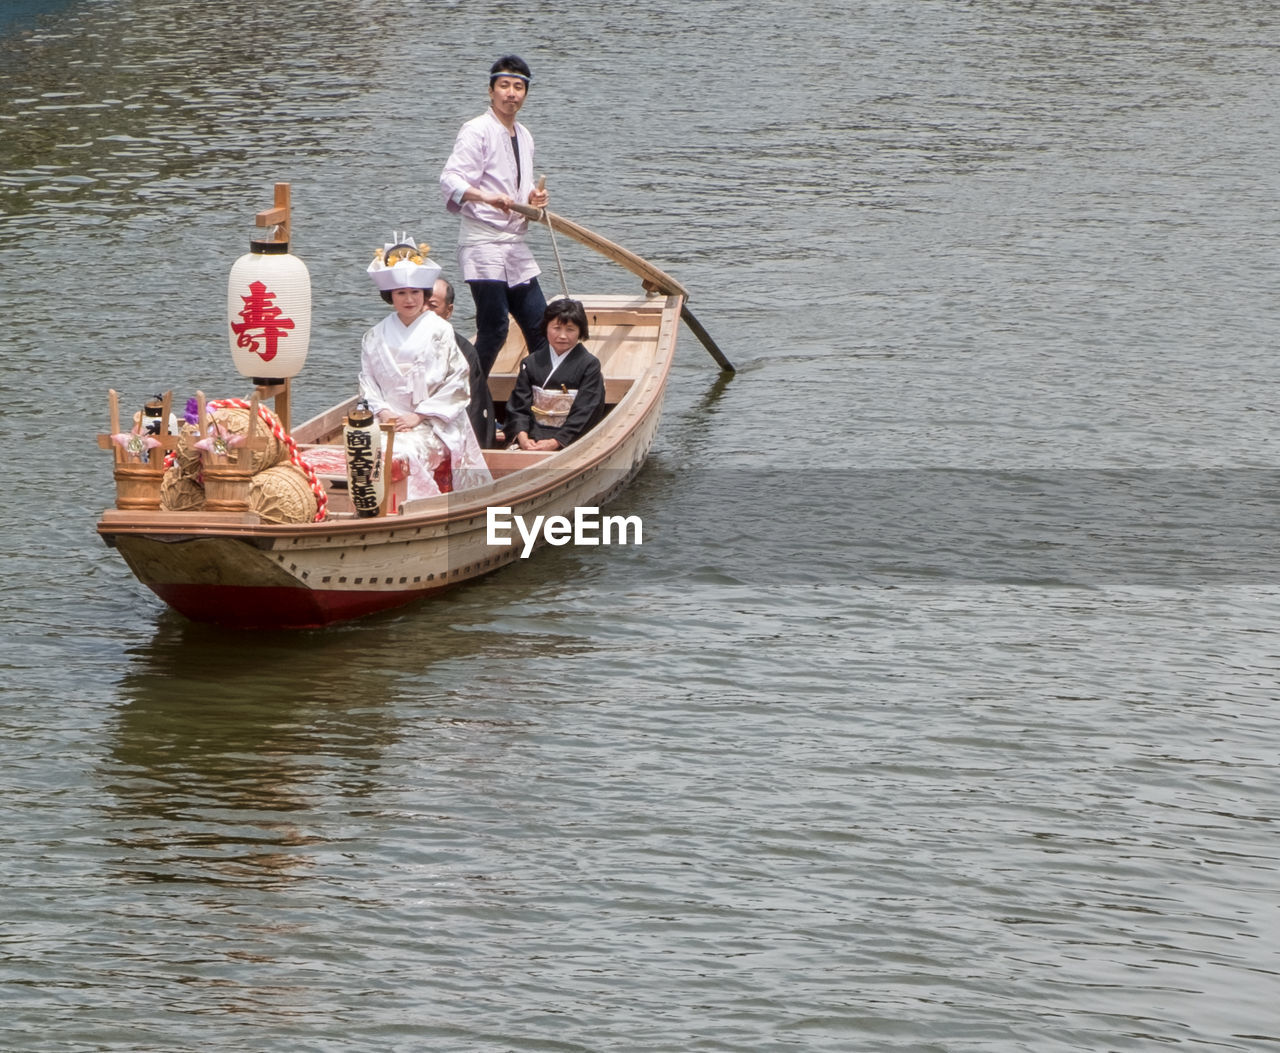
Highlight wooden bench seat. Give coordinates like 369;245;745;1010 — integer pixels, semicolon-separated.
482;448;557;479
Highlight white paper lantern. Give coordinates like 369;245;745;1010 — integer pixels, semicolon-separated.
227;240;311;382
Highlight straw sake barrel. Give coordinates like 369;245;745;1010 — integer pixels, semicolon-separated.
249;463;318;524
160;465;206;511
171;423;203;480
208;404;291;473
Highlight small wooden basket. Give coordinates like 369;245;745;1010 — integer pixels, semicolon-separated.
193;389;269;513
201;462;254;512
112;461;165;510
98;389;177;511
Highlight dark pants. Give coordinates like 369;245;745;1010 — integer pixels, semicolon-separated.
468;277;548;377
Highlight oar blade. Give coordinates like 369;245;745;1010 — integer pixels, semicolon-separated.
681;304;735;373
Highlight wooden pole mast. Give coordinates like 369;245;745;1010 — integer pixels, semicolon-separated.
252;182;293;430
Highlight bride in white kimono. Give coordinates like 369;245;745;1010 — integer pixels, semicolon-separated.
360;237;492;500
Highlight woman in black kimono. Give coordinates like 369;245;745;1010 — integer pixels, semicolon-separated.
505;298;605;451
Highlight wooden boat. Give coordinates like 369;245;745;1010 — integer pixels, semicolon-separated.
94;185;727;629
98;289;684;629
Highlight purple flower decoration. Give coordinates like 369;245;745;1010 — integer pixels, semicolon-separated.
184;397;199;426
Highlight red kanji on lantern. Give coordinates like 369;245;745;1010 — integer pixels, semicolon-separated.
230;280;295;362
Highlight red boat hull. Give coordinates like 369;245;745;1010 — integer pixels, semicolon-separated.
146;580;449;630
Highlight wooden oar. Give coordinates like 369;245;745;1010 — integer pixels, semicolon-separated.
510;201;734;372
678;303;735;374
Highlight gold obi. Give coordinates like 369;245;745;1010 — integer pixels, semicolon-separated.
530;384;577;428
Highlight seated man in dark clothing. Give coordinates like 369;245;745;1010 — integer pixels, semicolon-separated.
426;277;497;448
504;298;604;451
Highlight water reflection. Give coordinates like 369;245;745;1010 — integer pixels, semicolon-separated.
105;618;439;878
102;623;395;888
99;576;588;889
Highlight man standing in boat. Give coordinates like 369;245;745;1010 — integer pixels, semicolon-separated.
439;54;550;378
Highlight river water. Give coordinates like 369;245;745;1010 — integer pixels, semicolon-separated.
2;1;1279;1050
